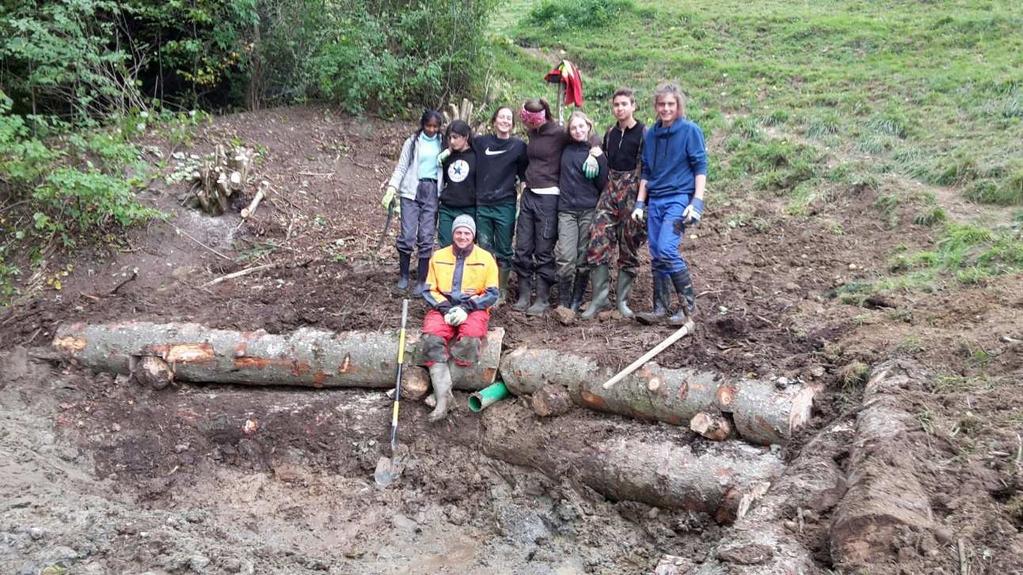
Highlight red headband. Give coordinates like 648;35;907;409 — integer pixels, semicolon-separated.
520;107;546;125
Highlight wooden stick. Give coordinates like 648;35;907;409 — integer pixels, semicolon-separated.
240;186;266;219
202;262;278;287
602;319;694;389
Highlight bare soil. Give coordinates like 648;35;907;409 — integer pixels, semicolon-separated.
1;105;1021;574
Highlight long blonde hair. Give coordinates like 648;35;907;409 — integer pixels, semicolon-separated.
567;110;594;141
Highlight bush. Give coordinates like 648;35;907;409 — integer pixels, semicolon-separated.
527;0;636;32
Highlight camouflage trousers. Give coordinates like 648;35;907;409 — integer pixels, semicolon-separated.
584;170;646;274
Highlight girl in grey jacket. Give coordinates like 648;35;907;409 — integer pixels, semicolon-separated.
382;109;445;292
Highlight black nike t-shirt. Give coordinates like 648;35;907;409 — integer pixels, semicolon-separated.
474;134;528;206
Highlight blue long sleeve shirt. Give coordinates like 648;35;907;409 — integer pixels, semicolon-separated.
641;118;707;198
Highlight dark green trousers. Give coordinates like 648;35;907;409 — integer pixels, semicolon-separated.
437;205;476;248
476;202;516;268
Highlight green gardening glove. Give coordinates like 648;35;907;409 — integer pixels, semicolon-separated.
582;154;599;179
382;186;400;215
437;148;452;164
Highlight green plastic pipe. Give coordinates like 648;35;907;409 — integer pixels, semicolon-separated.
468;381;509;413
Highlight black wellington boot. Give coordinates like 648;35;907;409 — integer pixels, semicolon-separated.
525;279;551;316
557;276;574;309
415;256;431;294
636;273;670;325
397;252;411;290
667;269;696;326
569;272;588;312
512;274;532;312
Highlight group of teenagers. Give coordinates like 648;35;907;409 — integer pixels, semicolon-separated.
381;83;707;421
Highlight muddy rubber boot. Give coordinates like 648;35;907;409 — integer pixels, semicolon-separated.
512;274;532;312
397;252;411;290
581;265;610;320
427;363;454;422
570;272;588;312
495;266;510;307
616;270;637;319
415;256;431;294
667;269;696;327
525;279;551;316
635;273;670;325
557;276;574;310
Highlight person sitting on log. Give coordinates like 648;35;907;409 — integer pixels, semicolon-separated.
418;214;499;421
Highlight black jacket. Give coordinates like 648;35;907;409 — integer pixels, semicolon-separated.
441;148;477;208
558;141;608;211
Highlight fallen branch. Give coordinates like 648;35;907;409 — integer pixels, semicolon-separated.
170;224;234;262
240;185;267;219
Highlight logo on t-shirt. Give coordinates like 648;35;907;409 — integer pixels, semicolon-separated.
447;159;470;183
484;147;507;156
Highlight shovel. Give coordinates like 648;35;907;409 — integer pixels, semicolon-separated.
374;298;410;487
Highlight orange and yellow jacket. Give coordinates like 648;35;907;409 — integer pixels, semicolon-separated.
423;245;499;312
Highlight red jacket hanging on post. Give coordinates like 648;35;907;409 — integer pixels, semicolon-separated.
545;60;584;108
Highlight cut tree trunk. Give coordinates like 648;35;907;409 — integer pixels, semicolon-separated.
530;384;573;417
501;347;815;446
716;379;817;446
694;420;852;575
480;402;784;524
53;322;502;391
690;412;734;441
829;360;937;569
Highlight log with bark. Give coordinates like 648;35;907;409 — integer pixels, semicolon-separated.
480;401;784;524
530;384;573;417
501;347;816;446
693;421;852;574
829;360;937;569
53;322;502;392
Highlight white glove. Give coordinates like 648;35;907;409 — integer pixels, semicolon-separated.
444;307;468;326
631;200;646;223
683;197;704;225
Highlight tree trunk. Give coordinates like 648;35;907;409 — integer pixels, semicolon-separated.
501;347;815;446
716;379;817;446
530;384;572;417
54;322;502;391
829;360;937;569
480;402;784;524
694;419;852;575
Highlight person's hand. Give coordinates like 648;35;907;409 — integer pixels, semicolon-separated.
683;197;704;225
437;148;452;164
631;200;646;223
382;186;400;215
582;155;599;179
444;307;468;326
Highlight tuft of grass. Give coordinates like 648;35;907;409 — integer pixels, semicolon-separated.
731;115;760;140
806;112;841;138
526;0;638;32
913;206;947;227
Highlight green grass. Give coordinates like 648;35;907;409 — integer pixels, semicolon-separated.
492;0;1022;207
487;0;1023;295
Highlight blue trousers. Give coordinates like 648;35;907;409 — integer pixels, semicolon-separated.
647;194;689;278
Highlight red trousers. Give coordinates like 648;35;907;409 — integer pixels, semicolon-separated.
422;309;489;339
420;309;489;366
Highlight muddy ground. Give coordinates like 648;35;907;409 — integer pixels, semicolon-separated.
1;105;1021;574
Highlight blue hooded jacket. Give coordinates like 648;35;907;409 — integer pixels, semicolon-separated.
641;118;707;198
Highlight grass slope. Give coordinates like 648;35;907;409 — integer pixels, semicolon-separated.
488;0;1023;292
